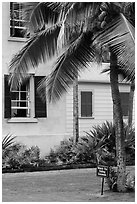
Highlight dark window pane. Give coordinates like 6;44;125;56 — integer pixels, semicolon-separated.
21;84;27;91
11;92;19;100
81;92;86;103
11;109;17;117
10;27;25;38
34;76;47;117
21;92;27;100
120;92;129;116
81;92;92;117
11;109;27;117
16;109;26;117
86;105;92;116
86;93;92;103
81;105;87;117
14;3;19;10
20;102;27;107
14;20;20;26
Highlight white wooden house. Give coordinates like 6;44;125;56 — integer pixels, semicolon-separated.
2;2;135;156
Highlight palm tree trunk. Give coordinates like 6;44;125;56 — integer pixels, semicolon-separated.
128;81;135;127
110;51;126;192
73;76;79;144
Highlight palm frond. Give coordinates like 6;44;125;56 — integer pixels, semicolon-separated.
2;134;16;150
57;2;101;50
37;31;96;102
95;14;135;81
101;68;110;74
9;25;61;90
23;2;66;33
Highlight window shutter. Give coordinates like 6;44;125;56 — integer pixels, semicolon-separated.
34;76;47;118
4;75;11;118
81;92;92;117
120;92;129;116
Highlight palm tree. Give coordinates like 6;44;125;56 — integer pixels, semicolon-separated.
73;77;79;144
9;2;135;192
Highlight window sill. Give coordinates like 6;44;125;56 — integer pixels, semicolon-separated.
79;117;94;119
8;37;28;42
7;118;38;123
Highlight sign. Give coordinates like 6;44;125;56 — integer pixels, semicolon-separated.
97;165;109;178
96;165;109;195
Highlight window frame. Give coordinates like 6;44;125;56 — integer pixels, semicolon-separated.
79;89;94;118
9;2;28;39
11;82;30;118
4;75;47;123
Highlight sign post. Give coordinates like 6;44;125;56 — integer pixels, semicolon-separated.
101;177;104;195
96;165;109;195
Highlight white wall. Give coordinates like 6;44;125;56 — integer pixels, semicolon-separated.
2;2;67;156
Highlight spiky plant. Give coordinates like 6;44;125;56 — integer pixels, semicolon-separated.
79;121;135;166
2;134;16;150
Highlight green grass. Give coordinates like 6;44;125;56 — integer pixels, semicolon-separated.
2;167;135;202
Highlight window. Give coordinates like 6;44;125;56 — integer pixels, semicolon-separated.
81;91;92;117
10;2;27;38
4;75;47;119
11;82;30;117
120;92;130;117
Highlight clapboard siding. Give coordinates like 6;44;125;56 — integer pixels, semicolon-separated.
66;82;135;137
66;88;73;135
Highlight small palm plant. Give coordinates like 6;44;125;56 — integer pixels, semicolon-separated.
2;134;16;150
78;121;135;166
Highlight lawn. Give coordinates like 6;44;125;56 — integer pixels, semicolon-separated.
2;167;135;202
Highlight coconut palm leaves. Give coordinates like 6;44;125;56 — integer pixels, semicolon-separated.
9;25;60;89
23;2;66;32
2;134;16;150
38;32;95;102
95;13;135;81
9;2;135;103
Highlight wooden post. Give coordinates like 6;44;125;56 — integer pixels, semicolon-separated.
101;177;104;195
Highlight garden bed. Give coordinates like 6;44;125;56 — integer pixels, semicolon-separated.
2;163;97;174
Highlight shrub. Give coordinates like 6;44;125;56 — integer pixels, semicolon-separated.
45;122;135;167
83;121;135;166
105;167;118;191
47;138;77;165
125;172;135;192
105;167;135;192
73;137;97;164
2;142;40;169
81;121;117;166
19;145;40;168
2;143;26;169
45;149;58;164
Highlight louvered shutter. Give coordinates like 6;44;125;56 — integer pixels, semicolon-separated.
34;76;47;118
120;92;129;116
4;75;11;118
81;92;92;117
